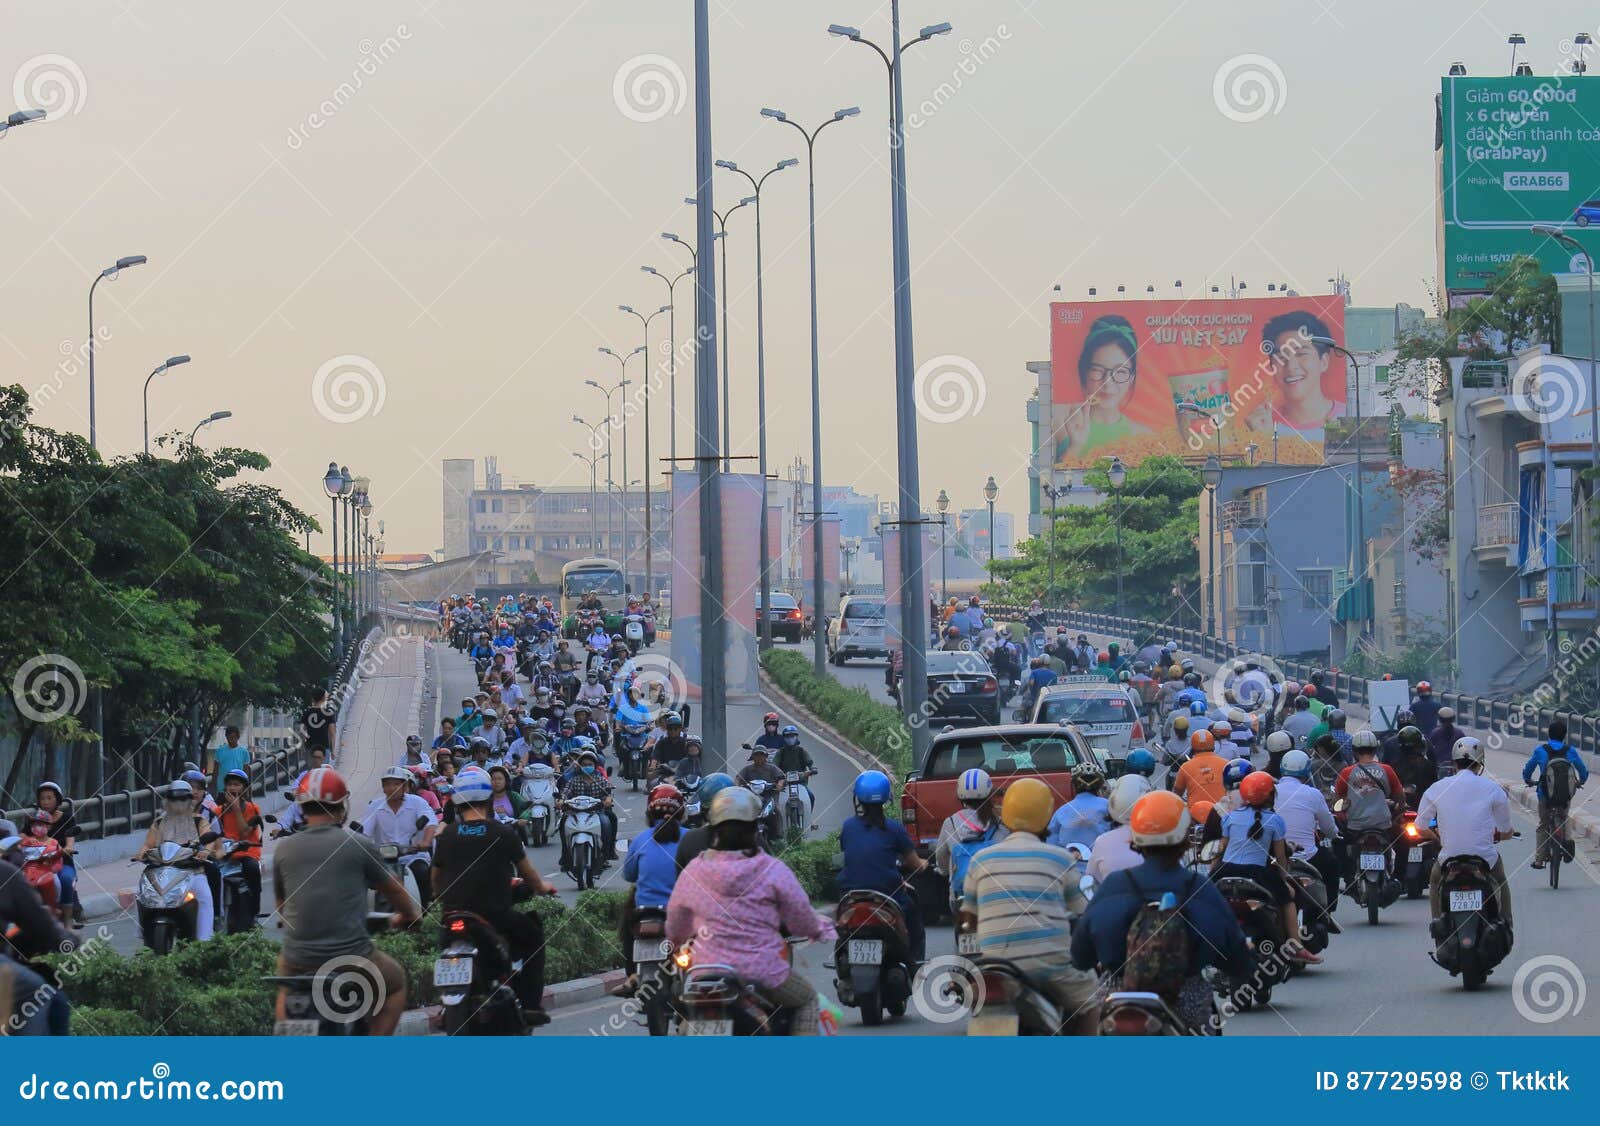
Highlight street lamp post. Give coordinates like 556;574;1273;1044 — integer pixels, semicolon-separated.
188;409;230;445
1203;455;1222;637
598;347;646;579
935;489;950;606
659;236;699;467
832;10;952;753
0;108;47;137
1108;457;1127;618
762;105;859;673
1311;336;1372;632
572;417;607;551
643;261;696;533
1041;481;1061;606
338;465;354;651
355;479;373;623
983;475;998;575
619;307;671;602
142;354;192;455
583;378;631;559
87;254;148;450
684;195;754;471
571;449;601;550
323;462;344;664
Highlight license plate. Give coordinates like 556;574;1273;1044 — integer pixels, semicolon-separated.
1359;852;1385;871
1408;846;1424;863
967;1009;1020;1036
633;938;669;963
945;682;967;693
957;932;980;956
683;1019;732;1036
1449;890;1484;912
433;956;474;987
848;938;883;965
273;1019;322;1036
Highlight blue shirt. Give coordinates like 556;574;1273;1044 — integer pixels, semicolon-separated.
1522;741;1590;801
838;815;914;898
1045;793;1110;850
1026;667;1057;691
1219;808;1286;867
1070;859;1251;978
212;742;249;778
623;826;682;909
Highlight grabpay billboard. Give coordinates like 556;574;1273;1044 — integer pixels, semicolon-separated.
1440;74;1600;291
1050;294;1347;468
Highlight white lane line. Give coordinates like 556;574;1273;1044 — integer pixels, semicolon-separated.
760;691;874;773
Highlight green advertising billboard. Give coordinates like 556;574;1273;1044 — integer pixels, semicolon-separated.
1440;74;1600;291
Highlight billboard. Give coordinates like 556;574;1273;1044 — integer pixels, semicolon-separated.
1440;75;1600;292
1050;294;1348;468
668;471;763;707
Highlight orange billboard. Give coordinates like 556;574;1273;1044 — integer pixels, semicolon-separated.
1049;294;1347;468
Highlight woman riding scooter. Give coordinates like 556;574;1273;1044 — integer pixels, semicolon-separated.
838;771;928;964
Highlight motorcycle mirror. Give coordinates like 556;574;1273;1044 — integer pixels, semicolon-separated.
1197;839;1223;864
262;814;278;824
741;742;753;750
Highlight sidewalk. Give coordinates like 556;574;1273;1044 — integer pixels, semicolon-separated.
72;628;429;920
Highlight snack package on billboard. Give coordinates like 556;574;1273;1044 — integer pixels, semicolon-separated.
1168;368;1231;446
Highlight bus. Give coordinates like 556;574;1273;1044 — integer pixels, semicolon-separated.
559;557;627;637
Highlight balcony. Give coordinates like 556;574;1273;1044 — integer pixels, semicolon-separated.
1220;495;1267;530
1474;502;1519;565
1552;563;1600;625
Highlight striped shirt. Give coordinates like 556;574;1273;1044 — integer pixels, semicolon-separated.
960;836;1088;971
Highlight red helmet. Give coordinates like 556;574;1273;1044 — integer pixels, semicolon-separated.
763;712;779;726
648;784;684;815
1097;650;1111;663
1239;771;1276;808
295;767;349;808
1416;681;1431;694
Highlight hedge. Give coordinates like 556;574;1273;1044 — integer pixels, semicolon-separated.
774;831;841;902
760;649;914;781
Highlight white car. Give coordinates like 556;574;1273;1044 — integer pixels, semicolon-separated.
1027;676;1149;763
827;597;887;664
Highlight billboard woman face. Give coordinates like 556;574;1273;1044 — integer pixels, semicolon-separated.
1081;338;1136;417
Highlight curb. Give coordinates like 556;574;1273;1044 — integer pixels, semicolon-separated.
1508;783;1600;845
757;671;889;776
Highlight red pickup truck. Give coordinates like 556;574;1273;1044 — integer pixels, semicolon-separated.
900;723;1098;919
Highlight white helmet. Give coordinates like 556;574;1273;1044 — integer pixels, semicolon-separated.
1452;736;1485;766
1265;731;1293;754
1351;729;1379;751
956;768;993;801
381;766;412;785
1107;774;1152;825
1280;749;1311;778
1227;708;1248;726
709;787;761;826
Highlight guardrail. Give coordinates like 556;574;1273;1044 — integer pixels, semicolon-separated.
988;604;1598;756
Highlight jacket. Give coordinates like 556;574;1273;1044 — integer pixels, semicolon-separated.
1522;741;1590;801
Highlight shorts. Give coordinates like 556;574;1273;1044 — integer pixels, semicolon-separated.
276;947;406;1019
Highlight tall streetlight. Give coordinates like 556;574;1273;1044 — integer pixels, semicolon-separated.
716;156;796;650
598;347;646;577
934;488;950;607
982;475;999;579
833;10;952;749
1310;335;1372;635
642;262;695;475
573;415;609;551
87;254;148;450
322;461;345;663
141;354;192;455
571;449;601;550
0;108;47;137
762;105;859;672
355;481;373;623
1203;455;1222;636
1040;480;1061;606
684;194;754;470
583;379;631;558
620;305;672;603
188;409;231;445
338;465;354;650
1108;456;1127;618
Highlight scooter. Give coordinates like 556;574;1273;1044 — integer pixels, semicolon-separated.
1211;872;1292;1010
518;763;557;847
631;905;676;1036
671;945;801;1035
1288;847;1335;956
134;835;219;955
1400;810;1438;899
349;814;431;913
677;772;705;826
618;724;651;789
831;889;913;1026
435;883;541;1036
268;912;394;1035
1100;991;1196;1036
1430;851;1515;990
745;777;782;843
216;815;274;935
1347;827;1400;925
18;830;66;922
560;795;605;889
624;614;646;655
783;769;814;845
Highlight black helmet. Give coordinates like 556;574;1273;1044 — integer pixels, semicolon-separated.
1183;671;1201;687
1397;725;1424;749
1326;709;1347;729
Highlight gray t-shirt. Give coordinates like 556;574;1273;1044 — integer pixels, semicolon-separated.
273;823;391;964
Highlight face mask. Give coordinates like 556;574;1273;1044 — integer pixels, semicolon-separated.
581;765;596;775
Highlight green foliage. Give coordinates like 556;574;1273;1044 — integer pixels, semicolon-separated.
1339;631;1459;685
761;649;914;780
70;1008;156;1036
987;455;1199;616
775;831;842;902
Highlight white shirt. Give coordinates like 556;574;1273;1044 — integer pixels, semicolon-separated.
1087;825;1142;882
1416;769;1511;866
499;681;526;710
360;794;436;848
1275;776;1338;859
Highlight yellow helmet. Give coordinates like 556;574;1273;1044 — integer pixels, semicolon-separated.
1173;714;1190;732
1000;777;1056;835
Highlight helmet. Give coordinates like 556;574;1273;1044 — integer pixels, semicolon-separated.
1282;682;1300;698
1350;729;1378;751
1108;775;1153;824
663;711;684;728
560;717;576;730
452;768;494;805
955;768;993;801
1239;771;1276;808
35;781;63;800
1000;777;1055;834
1189;730;1215;753
1222;758;1253;790
1416;681;1432;694
1209;720;1232;738
1326;709;1347;729
1280;749;1311;778
165;780;195;801
1124;748;1156;777
853;771;892;806
946;625;961;636
405;734;423;748
1264;730;1292;754
295;767;349;808
1293;695;1311;710
381;766;412;785
1071;762;1106;795
1128;791;1191;847
181;769;206;786
1189;700;1209;716
697;772;737;807
1394;709;1415;728
1190;800;1215;828
573;736;595;751
1180;658;1195;673
763;712;780;726
223;769;250;787
1437;706;1456;722
1397;725;1424;749
576;748;599;764
648;784;684;815
780;724;800;740
469;736;492;752
709;787;761;827
1226;708;1248;726
1096;650;1110;664
1172;714;1190;733
1452;736;1485;765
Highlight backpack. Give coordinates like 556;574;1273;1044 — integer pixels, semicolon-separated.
948;822;1000;902
1344;762;1393;831
1543;747;1576;807
1120;870;1197;1000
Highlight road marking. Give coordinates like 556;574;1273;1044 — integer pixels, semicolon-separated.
760;691;874;773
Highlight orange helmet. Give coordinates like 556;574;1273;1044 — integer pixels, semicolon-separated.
1128;791;1191;847
1190;799;1216;826
1189;729;1215;753
1239;771;1276;808
295;767;349;808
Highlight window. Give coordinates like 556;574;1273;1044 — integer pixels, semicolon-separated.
492;537;503;551
473;499;486;513
491;499;503;513
843;599;886;619
507;535;520;550
1301;569;1332;611
473;536;486;552
921;734;1083;780
1037;694;1133;726
1374;364;1390;385
505;498;521;513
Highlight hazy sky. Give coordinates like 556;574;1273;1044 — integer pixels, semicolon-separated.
2;1;1585;553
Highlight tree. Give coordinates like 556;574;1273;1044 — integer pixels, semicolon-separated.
988;456;1200;618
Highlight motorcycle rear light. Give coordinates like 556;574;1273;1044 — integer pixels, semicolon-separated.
1109;1007;1158;1035
1404;823;1420;839
184;892;195;903
673;948;692;969
842;903;894;929
449;918;467;932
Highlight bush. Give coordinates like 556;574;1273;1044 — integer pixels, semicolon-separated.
761;649;915;781
70;1007;156;1036
774;831;841;902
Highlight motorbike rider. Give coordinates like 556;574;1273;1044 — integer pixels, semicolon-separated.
1022;655;1058;714
1279;694;1317;748
1522;719;1589;869
1173;729;1227;815
838;770;928;964
961;777;1099;1034
1262;729;1293;777
1046;762;1112;851
27;783;81;925
650;711;692;778
1211;771;1322;965
1072;790;1252;1034
455;696;484;738
133;780;217;942
1087;774;1152;883
773;725;818;830
1162;714;1192;777
736;745;787;842
1417;737;1515;931
558;748;617;867
1334;733;1403;884
1276;749;1342;913
213;769;264;926
620;784;686;991
0;821;76;1034
360;766;439;912
933;768;1006;884
1428;706;1463;767
672;735;707;783
673;773;742;869
432;717;468;756
576;670;610;714
430;768;559;1026
668;788;837;1035
1386;725;1438;809
1409;681;1441;735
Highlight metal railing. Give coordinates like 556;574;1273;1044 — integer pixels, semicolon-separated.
1477;502;1519;548
1552;564;1599;606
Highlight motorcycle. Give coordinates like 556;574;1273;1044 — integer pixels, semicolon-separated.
560;794;605;889
518;763;558;847
435;884;540;1036
17;831;66;922
216;815;274;935
1347;827;1400;925
1100;990;1194;1036
671;945;802;1035
624;614;646;654
133;835;219;954
1400;810;1439;900
746;777;782;842
268;912;395;1035
1211;871;1291;1009
830;889;913;1026
783;769;814;845
631;905;677;1036
1287;848;1335;957
618;724;651;790
1430;852;1514;990
966;954;1066;1036
677;772;705;826
349;814;432;913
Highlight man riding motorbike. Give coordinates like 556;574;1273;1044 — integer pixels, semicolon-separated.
1334;734;1403;885
736;746;786;842
1046;763;1112;851
772;725;817;830
558;748;618;867
1087;774;1152;883
360;766;439;913
214;769;264;927
1276;749;1342;912
1385;725;1438;810
1417;737;1514;931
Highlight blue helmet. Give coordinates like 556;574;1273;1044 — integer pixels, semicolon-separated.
1222;758;1254;790
1188;700;1209;717
182;769;207;786
1124;748;1156;777
697;772;737;807
853;770;892;806
452;768;493;805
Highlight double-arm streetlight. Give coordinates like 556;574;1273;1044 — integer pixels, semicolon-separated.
573;413;612;552
571;449;602;551
684;194;754;470
87;254;148;450
142;354;192;454
1;108;47;138
584;377;632;559
619;306;672;601
1107;457;1127;618
642;262;696;473
716;156;797;650
831;10;951;744
188;409;230;445
596;349;645;575
762;105;859;670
